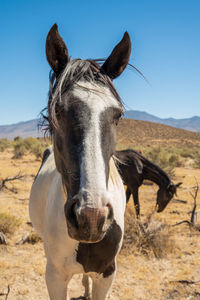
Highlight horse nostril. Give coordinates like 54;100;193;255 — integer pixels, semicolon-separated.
106;203;113;220
97;216;106;232
65;197;80;229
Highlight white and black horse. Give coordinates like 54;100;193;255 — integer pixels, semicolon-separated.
29;24;131;300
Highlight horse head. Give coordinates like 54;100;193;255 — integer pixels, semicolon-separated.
156;182;182;212
45;24;131;243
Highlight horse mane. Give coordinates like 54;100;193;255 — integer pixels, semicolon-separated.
118;149;171;186
40;59;123;135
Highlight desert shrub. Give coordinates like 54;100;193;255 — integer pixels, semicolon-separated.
179;147;197;159
122;207;176;258
12;137;50;159
143;146;181;177
30;142;48;159
0;213;21;235
193;151;200;168
13;136;22;142
27;138;50;159
12;142;27;158
179;147;200;168
136;219;173;258
23;137;38;150
0;138;10;152
26;232;41;244
169;154;181;166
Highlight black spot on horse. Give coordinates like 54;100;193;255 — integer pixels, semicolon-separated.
76;220;122;277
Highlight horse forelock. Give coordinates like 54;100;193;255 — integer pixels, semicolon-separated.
41;59;123;135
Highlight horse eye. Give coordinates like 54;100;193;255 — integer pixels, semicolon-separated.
168;190;173;197
70;127;82;145
114;119;119;126
113;111;122;125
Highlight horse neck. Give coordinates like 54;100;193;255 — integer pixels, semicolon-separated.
142;160;171;187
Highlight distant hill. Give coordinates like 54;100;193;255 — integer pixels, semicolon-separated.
117;119;200;148
124;111;200;132
0;119;43;139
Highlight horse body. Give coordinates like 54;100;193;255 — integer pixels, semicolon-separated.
115;149;182;216
29;24;130;300
30;148;125;299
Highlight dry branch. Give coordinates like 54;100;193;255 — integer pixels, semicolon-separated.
0;173;24;193
181;184;200;191
0;285;10;300
170;280;200;285
172;199;187;204
15;231;41;245
15;232;30;245
0;231;7;245
190;179;199;225
26;221;33;227
71;297;88;300
173;181;200;230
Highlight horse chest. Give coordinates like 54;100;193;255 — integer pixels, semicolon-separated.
76;220;122;278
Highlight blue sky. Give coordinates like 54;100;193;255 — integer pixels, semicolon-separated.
0;0;200;125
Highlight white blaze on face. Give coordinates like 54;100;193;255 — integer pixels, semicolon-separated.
72;81;121;201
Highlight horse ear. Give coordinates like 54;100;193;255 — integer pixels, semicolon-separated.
135;158;143;174
167;183;176;193
101;32;131;79
46;24;70;76
176;182;182;188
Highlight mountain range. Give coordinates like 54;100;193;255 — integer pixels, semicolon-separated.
123;111;200;132
0;111;200;139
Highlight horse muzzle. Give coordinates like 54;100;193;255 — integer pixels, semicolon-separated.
64;194;113;243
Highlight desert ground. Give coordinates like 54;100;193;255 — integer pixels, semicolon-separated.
1;138;200;299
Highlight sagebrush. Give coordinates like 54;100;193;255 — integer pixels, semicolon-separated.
0;213;21;235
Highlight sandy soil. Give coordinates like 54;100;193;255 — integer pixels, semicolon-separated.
1;150;200;300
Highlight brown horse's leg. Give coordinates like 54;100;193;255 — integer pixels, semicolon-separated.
126;187;131;203
132;187;140;217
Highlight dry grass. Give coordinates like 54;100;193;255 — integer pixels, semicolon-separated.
122;208;177;259
26;232;41;244
0;212;21;235
12;137;50;159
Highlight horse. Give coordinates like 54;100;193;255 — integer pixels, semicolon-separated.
29;24;131;300
115;149;182;216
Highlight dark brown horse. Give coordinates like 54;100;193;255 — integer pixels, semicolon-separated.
115;149;182;216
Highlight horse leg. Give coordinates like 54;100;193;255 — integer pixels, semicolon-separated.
132;187;140;217
45;261;71;300
82;274;90;298
91;271;115;300
126;187;131;203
